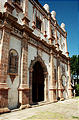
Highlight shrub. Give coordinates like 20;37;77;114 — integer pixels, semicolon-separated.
75;84;79;96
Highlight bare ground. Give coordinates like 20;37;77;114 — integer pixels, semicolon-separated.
0;98;79;120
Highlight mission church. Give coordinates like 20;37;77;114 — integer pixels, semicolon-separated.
0;0;72;113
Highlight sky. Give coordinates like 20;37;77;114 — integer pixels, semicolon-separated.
39;0;79;57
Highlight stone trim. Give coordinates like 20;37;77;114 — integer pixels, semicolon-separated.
28;38;50;55
0;83;9;90
22;16;30;26
4;2;14;14
0;108;10;114
12;2;23;13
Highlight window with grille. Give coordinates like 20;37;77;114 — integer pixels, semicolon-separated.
8;49;18;74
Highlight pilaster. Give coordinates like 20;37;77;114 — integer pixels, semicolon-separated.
54;21;59;50
25;0;29;17
18;31;29;109
49;50;57;102
57;58;64;100
68;59;73;98
0;22;11;113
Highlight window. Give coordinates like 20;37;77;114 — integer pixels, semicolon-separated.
8;49;18;74
36;17;42;31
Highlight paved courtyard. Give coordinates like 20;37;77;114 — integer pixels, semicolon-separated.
0;98;79;120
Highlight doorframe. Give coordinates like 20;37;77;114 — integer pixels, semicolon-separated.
29;55;48;104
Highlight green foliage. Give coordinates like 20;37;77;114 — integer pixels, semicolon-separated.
75;84;79;96
70;55;79;79
72;116;79;119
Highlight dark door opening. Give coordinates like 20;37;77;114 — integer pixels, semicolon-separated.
32;61;44;103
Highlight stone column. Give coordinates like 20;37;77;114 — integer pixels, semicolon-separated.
0;23;11;113
57;59;64;100
68;59;72;98
19;32;29;109
49;50;57;102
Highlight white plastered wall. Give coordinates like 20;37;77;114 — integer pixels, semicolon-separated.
0;0;7;13
7;36;21;109
28;1;33;29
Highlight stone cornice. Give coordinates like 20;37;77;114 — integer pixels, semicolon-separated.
12;2;23;13
18;84;29;91
28;37;50;54
22;16;30;25
2;23;12;33
29;0;48;17
22;25;33;34
0;83;9;90
3;12;18;23
4;2;14;14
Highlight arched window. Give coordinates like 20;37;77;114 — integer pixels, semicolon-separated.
8;49;18;75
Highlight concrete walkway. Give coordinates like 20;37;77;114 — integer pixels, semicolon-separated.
0;98;79;120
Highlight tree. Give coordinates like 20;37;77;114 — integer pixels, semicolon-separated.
70;55;79;81
75;84;79;96
70;55;79;96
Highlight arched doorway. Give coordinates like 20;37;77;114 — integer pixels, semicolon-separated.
32;61;44;102
29;56;48;104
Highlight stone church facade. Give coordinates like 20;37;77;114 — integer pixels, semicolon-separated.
0;0;72;113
